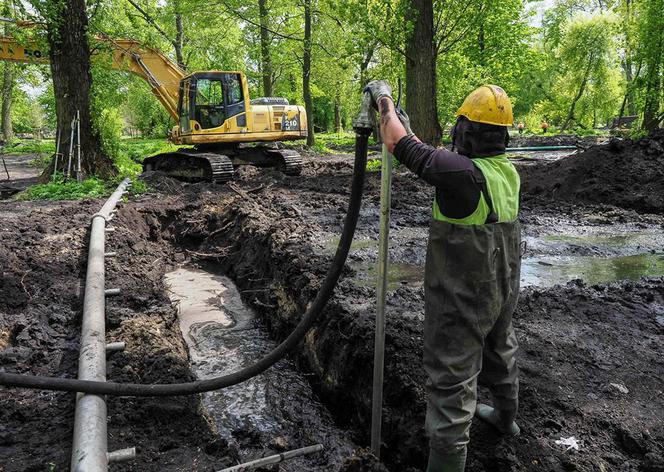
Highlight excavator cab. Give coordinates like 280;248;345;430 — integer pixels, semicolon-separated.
178;72;247;134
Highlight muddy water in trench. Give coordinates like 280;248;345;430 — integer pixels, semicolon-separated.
164;267;356;471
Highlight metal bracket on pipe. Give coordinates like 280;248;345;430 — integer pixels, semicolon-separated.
107;447;136;463
105;288;121;296
106;341;126;353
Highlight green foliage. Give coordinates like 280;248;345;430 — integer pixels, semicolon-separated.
366;155;399;172
95;108;124;162
4;139;55;154
19;176;109;200
19;174;148;201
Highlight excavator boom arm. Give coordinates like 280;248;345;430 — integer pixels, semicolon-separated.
0;36;183;119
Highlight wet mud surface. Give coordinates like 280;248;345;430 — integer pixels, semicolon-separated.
1;137;663;471
0;154;39;198
521;130;664;214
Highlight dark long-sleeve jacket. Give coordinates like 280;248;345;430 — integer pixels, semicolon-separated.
393;136;485;220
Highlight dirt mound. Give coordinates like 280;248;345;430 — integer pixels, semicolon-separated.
520;130;664;213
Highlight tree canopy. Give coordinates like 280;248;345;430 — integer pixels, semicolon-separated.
1;0;661;161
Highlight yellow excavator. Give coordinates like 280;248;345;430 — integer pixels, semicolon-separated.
0;32;307;182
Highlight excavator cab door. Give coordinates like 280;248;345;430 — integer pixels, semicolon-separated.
178;80;192;134
222;73;246;125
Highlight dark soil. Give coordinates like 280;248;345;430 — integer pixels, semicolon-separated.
509;134;604;148
1;145;663;471
520;130;664;214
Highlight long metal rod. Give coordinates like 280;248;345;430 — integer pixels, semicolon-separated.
67;118;75;179
53;128;61;179
219;444;324;472
71;178;131;472
76;110;81;181
371;144;392;458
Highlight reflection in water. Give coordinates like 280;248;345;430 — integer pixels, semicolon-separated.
349;254;664;290
521;253;664;287
164;268;355;470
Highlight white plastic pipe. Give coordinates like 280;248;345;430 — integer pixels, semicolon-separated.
371;144;392;458
70;178;131;472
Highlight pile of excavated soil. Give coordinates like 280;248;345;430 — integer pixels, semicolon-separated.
520;130;664;214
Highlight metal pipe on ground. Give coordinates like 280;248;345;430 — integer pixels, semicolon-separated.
371;143;392;459
218;444;324;472
71;178;131;472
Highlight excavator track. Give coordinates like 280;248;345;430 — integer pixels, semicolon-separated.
143;150;234;184
266;149;303;176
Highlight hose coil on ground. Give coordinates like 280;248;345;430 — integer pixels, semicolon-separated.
0;131;371;396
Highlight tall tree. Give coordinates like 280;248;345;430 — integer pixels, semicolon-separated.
258;0;273;96
303;0;314;145
36;0;116;179
405;0;440;144
1;63;13;142
638;0;663;131
1;2;14;141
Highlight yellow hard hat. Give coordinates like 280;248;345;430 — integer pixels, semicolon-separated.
455;85;513;126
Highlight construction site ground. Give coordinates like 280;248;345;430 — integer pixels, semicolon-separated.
1;136;663;471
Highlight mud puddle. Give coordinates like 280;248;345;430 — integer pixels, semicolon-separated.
508;149;575;164
326;226;664;289
164;267;356;470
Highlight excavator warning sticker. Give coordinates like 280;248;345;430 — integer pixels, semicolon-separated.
282;112;300;131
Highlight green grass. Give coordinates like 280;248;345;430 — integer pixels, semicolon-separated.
295;132;379;154
118;137;181;163
366;155;399;172
18;174;148;201
3;139;56;155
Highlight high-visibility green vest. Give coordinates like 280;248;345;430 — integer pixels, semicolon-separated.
432;154;520;225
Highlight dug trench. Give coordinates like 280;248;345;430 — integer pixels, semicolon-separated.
1;139;663;470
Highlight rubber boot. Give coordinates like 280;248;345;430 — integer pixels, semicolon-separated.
475;403;520;436
426;446;467;472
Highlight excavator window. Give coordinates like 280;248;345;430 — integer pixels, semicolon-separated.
195;78;226;129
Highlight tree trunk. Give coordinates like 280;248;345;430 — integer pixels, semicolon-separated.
44;0;115;181
334;92;341;133
561;57;594;131
405;0;441;145
174;9;185;70
642;65;662;132
258;0;273;96
303;0;315;146
358;42;375;91
1;63;13;142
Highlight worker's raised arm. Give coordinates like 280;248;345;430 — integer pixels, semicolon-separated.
376;97;410;153
375;97;475;188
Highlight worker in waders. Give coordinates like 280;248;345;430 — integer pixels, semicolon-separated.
364;82;521;471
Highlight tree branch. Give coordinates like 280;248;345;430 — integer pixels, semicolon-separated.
125;0;173;44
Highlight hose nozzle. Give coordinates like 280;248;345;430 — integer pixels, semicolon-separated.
353;91;375;134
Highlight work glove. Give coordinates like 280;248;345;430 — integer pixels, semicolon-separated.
395;106;414;137
364;80;393;110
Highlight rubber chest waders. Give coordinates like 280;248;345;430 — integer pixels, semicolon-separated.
423;158;521;454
